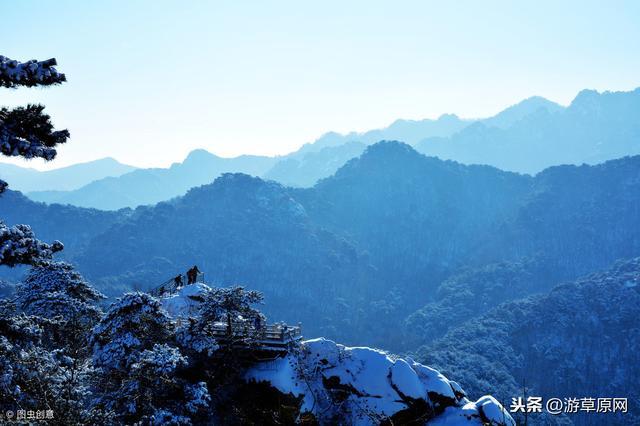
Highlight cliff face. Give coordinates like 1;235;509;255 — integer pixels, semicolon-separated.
245;338;514;425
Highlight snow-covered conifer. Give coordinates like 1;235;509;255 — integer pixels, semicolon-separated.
0;56;66;88
0;314;43;406
0;54;68;266
100;344;192;422
91;292;174;373
0;313;62;411
91;293;175;420
177;286;264;361
174;286;267;400
200;285;264;324
0;311;98;423
184;381;211;415
0;223;63;267
92;293;210;423
19;262;104;312
175;317;220;356
0;104;70;161
1;263;104;423
17;262;104;350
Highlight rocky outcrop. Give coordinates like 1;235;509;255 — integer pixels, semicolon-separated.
246;338;514;425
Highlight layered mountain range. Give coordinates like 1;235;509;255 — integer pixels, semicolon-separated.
2;142;639;353
8;87;639;210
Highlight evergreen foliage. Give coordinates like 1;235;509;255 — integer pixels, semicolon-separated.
0;223;63;267
0;54;68;267
0;262;104;425
0;56;66;88
17;262;104;349
0;104;70;161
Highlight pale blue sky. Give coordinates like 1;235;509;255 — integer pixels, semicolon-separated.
2;0;639;169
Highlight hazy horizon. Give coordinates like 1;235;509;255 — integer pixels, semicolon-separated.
2;0;640;170
0;90;576;171
2;87;633;172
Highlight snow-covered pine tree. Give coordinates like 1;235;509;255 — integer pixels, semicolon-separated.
91;292;174;374
18;262;105;347
0;56;66;88
91;292;208;423
124;343;210;424
0;104;69;161
0;262;105;424
0;305;48;404
185;285;264;358
0;55;68;266
176;286;265;397
199;285;264;328
0;56;99;422
0;301;74;419
0;224;64;267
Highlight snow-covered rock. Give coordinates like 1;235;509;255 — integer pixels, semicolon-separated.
246;338;514;425
161;282;210;317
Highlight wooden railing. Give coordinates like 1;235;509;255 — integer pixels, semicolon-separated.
208;321;303;349
150;275;302;352
149;272;205;296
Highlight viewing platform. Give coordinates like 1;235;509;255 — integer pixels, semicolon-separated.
151;272;303;355
209;321;303;352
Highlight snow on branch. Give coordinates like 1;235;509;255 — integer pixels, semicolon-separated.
0;104;69;161
0;56;66;88
0;222;63;267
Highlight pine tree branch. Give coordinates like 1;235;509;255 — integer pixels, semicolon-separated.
0;56;67;267
0;56;66;88
0;222;63;267
0;104;70;160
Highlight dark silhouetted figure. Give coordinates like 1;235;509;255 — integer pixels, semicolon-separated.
173;274;183;288
187;265;200;284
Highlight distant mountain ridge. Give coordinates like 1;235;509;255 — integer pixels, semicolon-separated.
28;150;278;210
17;87;640;210
415;88;640;173
0;157;135;192
293;113;472;158
296;96;564;156
263;141;367;187
480;96;564;129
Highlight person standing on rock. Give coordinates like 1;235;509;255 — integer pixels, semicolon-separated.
187;265;200;284
173;274;184;289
